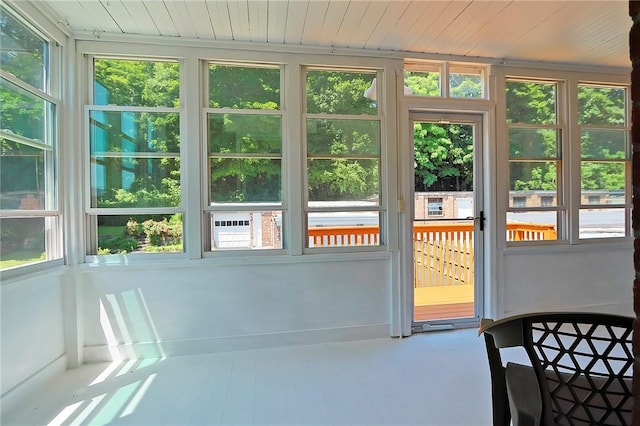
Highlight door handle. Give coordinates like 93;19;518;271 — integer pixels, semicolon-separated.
468;211;485;231
476;211;485;231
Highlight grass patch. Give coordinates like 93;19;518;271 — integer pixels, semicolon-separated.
0;251;46;270
98;226;125;237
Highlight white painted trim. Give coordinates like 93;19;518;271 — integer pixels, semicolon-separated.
0;355;68;417
82;323;391;362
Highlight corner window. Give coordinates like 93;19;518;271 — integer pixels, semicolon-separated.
87;58;182;255
506;79;561;242
305;68;383;248
205;63;283;251
1;6;61;271
578;84;630;239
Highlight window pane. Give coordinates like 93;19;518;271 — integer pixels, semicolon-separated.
0;139;45;209
307;159;379;203
509;161;558;193
581;162;625;194
306;70;377;115
579;208;625;239
450;73;482;98
307;119;380;156
90;111;179;154
578;86;625;126
95;214;183;254
208;114;281;154
581;129;627;160
91;156;180;208
1;78;55;143
209;211;282;250
506;81;556;124
209;65;280;110
404;70;441;97
506;211;558;241
0;217;48;269
209;158;281;203
427;197;444;216
509;128;558;159
307;211;380;247
93;59;180;107
0;8;47;90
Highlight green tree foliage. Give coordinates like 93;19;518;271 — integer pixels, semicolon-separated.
506;81;556;125
404;71;440;96
209;65;279;110
92;59;181;208
1;10;49;205
578;86;626;192
0;8;46;89
306;71;379;201
208;65;282;202
506;81;559;192
413;123;473;192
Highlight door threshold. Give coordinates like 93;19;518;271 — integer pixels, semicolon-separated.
412;318;479;333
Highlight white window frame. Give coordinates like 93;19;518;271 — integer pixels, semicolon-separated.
202;61;285;254
577;82;631;241
302;65;387;253
496;67;631;247
84;55;185;261
0;3;64;277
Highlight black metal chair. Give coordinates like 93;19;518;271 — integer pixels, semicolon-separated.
479;312;633;426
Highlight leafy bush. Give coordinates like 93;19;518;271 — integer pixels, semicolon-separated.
142;217;182;246
97;235;139;254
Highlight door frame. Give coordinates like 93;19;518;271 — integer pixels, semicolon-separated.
401;111;486;334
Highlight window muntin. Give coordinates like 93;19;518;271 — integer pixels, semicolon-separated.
304;68;383;249
206;63;283;251
0;5;60;271
506;79;560;242
87;58;183;255
578;84;629;239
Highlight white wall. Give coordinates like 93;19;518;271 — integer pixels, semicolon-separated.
1;269;67;415
501;242;634;317
80;255;391;361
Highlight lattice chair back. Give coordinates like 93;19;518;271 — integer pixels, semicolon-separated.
522;313;633;426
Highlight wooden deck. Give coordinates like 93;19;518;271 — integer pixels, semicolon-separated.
414;285;475;322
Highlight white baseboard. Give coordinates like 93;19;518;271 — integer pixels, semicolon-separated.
83;323;390;362
1;355;68;418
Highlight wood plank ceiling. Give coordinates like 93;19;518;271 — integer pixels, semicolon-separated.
31;0;630;69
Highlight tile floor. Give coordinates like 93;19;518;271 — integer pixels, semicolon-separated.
3;329;494;426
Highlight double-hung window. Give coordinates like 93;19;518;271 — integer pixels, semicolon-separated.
304;68;383;248
205;63;283;251
87;58;182;256
578;84;630;239
504;76;630;244
0;6;61;271
506;79;562;242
